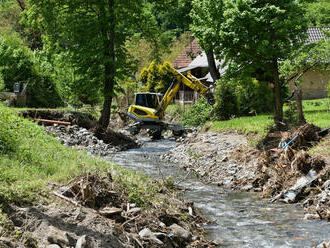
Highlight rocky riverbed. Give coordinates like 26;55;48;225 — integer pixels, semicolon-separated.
161;126;330;222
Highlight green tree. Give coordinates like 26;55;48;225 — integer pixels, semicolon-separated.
280;31;330;123
191;0;224;81
218;0;307;126
26;0;161;129
139;61;174;94
0;37;62;107
304;0;330;27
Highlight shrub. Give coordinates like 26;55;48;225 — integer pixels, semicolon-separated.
0;108;19;155
0;37;63;107
0;74;4;91
139;61;174;94
213;77;275;120
182;97;213;126
213;79;238;120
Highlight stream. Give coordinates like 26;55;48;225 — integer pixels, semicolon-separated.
108;138;330;248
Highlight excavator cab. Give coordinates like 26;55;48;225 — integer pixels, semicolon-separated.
134;93;162;109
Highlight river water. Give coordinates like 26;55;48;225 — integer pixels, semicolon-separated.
108;138;330;247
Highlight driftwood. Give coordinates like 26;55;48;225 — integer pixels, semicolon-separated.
34;119;71;126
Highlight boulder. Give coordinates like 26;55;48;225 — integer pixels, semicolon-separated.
169;223;192;242
138;228;164;245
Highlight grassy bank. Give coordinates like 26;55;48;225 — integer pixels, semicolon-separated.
210;98;330;134
0;105;161;208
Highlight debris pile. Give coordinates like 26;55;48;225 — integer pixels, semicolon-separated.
2;173;216;248
254;124;329;219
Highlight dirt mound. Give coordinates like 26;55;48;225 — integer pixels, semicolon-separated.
94;128;140;149
60;173;121;209
257;123;322;151
22;109;97;129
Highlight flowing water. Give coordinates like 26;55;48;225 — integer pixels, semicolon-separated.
108;138;330;247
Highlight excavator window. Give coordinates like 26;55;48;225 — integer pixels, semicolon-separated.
135;93;161;109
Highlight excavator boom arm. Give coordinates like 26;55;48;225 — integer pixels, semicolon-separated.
155;67;214;119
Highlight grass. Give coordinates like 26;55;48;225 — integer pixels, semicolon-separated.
309;135;330;158
0;105;161;209
210;114;273;135
302;98;330;128
210;98;330;135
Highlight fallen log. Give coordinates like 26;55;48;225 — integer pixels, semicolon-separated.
33;118;71;126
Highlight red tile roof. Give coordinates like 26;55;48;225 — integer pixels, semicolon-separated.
172;39;202;69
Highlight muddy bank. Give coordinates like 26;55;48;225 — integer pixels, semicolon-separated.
21;110;97;129
45;125;139;156
161;125;330;221
1;173;214;248
21;109;140;155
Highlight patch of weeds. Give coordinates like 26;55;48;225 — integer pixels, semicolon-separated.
0;209;14;236
187;149;202;159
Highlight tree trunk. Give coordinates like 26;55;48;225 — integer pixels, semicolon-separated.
98;0;116;129
295;85;306;125
272;59;283;127
206;48;220;82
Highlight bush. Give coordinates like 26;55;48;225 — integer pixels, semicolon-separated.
213;78;275;120
0;37;63;107
0;74;4;91
0;108;19;155
182;97;213;126
139;61;174;94
213;79;238;120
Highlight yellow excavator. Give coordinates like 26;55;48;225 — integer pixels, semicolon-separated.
128;66;215;139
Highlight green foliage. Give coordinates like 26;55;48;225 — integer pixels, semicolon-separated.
219;0;307;66
0;73;4;91
0;105;163;209
235;79;274;116
0;108;20;155
0;37;63;107
139;61;174;94
213;78;275;120
211;99;330;135
182;97;213;126
191;0;224;51
213;80;237;120
304;0;330;27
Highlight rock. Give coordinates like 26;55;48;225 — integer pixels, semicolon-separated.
127;207;141;215
169;223;192;242
47;226;70;247
99;207;122;217
46;245;62;248
138;228;164;245
303;213;319;220
75;235;93;248
0;237;17;248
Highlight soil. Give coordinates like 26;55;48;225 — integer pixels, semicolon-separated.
1;173;216;248
161;124;330;221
